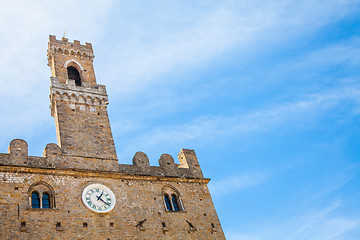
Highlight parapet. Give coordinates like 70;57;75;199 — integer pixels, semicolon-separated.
8;139;28;165
178;149;203;178
49;35;93;52
0;140;205;179
132;152;150;168
47;36;95;69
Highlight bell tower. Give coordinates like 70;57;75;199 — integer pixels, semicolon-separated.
47;35;117;160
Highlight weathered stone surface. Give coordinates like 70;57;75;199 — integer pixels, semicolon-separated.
132;151;150;168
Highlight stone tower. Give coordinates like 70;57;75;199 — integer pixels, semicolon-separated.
47;35;117;160
0;35;226;239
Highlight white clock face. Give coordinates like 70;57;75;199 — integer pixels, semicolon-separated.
82;184;116;213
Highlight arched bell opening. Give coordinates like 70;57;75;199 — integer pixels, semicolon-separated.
67;66;82;86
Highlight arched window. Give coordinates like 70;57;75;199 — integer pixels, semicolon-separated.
67;66;81;86
172;194;180;211
164;194;173;211
162;185;184;212
31;192;40;208
42;193;50;209
28;182;55;209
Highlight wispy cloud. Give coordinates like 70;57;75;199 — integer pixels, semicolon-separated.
209;172;270;197
227;202;360;240
101;0;359;95
115;86;360;161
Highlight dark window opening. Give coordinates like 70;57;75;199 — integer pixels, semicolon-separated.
56;222;63;231
20;221;26;231
83;222;88;227
67;66;81;86
164;194;172;211
31;192;40;208
110;222;114;227
172;194;180;211
42;193;50;209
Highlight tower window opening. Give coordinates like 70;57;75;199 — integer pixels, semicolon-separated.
31;192;40;208
164;194;172;211
162;185;185;212
42;192;50;209
172;194;180;211
67;66;81;86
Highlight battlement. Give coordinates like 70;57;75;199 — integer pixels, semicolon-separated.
48;35;99;95
49;35;93;52
47;37;95;69
0;139;204;179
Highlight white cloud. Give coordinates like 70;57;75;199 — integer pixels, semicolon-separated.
100;0;359;95
268;37;360;83
209;172;270;197
115;86;360;161
227;202;360;240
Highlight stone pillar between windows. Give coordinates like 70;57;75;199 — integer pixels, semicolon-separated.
39;193;43;209
170;196;175;211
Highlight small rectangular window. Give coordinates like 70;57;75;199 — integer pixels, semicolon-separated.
20;222;26;232
56;222;63;231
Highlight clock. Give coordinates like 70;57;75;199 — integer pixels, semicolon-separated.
82;183;116;213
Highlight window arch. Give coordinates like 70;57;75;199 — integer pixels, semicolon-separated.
162;185;184;212
67;66;81;86
28;182;55;209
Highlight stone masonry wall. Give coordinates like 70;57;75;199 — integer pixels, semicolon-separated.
53;97;117;159
0;167;225;240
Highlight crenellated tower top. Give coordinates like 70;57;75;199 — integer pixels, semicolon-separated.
47;35;96;87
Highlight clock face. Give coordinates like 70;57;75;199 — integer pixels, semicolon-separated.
82;184;116;213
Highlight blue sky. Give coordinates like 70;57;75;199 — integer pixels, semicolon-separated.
0;0;360;239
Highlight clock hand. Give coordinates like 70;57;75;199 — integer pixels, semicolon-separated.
96;191;104;201
99;198;110;206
